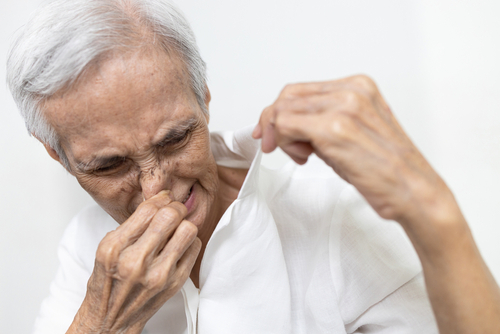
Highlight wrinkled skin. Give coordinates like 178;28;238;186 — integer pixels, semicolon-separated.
41;48;243;333
253;75;452;227
253;75;500;334
39;39;500;333
40;45;500;332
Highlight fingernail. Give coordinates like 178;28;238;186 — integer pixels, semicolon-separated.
155;190;173;199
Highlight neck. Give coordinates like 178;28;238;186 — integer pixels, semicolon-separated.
189;165;248;288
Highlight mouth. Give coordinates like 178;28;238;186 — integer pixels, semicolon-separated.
182;185;193;204
181;183;197;214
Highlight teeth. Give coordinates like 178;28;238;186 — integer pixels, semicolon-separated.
182;187;192;204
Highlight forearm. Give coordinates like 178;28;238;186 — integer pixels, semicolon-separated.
252;75;500;333
66;311;101;334
67;319;143;334
400;192;500;334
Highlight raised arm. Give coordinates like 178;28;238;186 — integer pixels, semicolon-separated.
252;75;500;334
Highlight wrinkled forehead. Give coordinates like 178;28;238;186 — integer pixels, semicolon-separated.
41;47;201;161
42;47;196;136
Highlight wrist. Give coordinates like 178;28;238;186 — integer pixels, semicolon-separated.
67;313;97;334
68;302;147;334
397;178;471;262
67;295;108;334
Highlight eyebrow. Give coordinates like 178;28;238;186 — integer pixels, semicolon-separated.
75;116;199;173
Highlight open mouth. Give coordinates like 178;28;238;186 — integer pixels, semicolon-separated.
182;185;194;204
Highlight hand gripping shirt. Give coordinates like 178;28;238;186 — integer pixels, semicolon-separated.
33;125;438;334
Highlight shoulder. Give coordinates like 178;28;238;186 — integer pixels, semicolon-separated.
60;204;118;271
66;204;118;243
33;204;117;333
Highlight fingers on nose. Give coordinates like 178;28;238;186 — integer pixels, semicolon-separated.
101;200;193;281
128;202;189;260
106;192;173;246
157;219;199;266
140;166;170;201
96;193;175;268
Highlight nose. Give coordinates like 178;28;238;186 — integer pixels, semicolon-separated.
139;164;169;201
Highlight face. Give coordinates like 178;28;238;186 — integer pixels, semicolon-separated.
42;48;219;231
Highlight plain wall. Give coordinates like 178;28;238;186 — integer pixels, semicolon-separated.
1;0;499;332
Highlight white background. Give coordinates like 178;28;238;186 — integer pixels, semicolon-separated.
1;0;500;332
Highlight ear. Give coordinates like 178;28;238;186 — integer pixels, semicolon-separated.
203;86;211;123
41;141;74;174
42;142;62;164
32;133;71;172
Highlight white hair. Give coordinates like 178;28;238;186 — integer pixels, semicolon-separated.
6;0;207;169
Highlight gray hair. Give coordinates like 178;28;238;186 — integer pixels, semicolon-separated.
6;0;207;169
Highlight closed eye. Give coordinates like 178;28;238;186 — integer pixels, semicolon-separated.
157;129;191;148
92;158;127;175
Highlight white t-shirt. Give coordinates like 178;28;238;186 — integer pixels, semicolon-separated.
33;126;438;334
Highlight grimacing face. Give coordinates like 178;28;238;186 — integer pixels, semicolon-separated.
42;48;219;231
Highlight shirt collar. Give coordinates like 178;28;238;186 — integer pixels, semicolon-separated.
210;124;262;199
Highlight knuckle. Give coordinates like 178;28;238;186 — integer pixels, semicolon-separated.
167;276;184;294
137;202;159;217
352;74;378;95
178;220;198;239
342;90;361;109
260;105;275;128
341;90;371;115
96;233;120;264
273;99;289;116
144;270;167;291
280;82;310;99
280;83;297;97
117;256;145;279
329;115;356;141
274;112;293;138
261;105;273;119
156;206;183;224
274;111;286;129
299;96;318;113
172;202;188;217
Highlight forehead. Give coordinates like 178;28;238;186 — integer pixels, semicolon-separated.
44;48;192;131
43;48;199;159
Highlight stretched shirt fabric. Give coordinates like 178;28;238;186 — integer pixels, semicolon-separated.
33;125;438;334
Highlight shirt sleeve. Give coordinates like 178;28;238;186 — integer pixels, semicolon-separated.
329;185;438;333
32;205;116;334
32;216;91;334
345;273;438;333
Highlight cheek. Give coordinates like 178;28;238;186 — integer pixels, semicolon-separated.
76;170;141;223
173;134;218;191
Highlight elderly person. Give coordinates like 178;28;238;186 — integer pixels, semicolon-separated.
7;0;500;333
